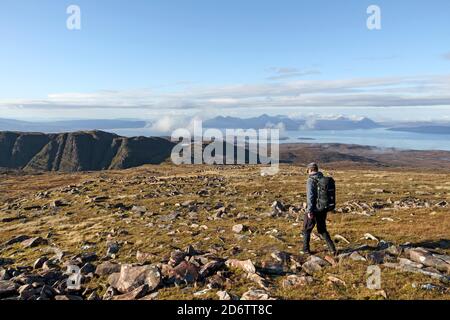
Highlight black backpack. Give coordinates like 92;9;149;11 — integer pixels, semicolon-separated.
311;175;336;212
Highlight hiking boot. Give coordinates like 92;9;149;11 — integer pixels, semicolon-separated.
302;232;312;255
322;232;337;255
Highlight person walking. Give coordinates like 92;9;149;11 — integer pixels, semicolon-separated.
302;162;337;255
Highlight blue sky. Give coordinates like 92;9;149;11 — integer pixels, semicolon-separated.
1;0;450;123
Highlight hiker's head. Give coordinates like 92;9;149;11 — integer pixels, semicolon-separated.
306;162;319;175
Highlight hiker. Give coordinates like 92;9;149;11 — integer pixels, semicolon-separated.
302;162;337;255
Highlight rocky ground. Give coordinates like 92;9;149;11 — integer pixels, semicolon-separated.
0;164;449;300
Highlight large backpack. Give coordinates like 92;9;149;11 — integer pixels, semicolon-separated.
311;175;336;212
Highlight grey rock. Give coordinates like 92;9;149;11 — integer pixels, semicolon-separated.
168;261;200;284
366;251;386;264
108;264;161;293
106;242;120;257
169;250;187;267
33;257;48;269
241;288;273;300
80;263;96;274
217;290;231;300
111;284;149;300
0;280;19;298
349;251;367;262
408;248;450;274
3;235;30;247
232;224;247;234
21;237;48;248
282;275;314;288
199;260;225;278
95;261;121;276
225;259;256;274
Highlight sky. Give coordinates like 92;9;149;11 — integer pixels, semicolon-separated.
0;0;450;124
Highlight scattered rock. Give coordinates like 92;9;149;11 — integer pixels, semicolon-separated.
21;237;48;248
260;260;287;275
95;261;121;276
282;275;313;288
217;290;231;300
199;260;225;278
302;256;330;275
232;224;247;234
363;233;379;242
241;288;273;300
3;235;30;247
247;272;269;290
349;251;367;262
169;250;187;267
108;264;161;293
168;261;200;284
106;242;120;257
131;206;147;214
112;284;149;300
408;248;450;274
334;234;350;244
33;257;48;270
80;263;96;274
327;275;346;287
159;212;180;222
0;280;19;298
366;251;386;264
225;259;256;274
136;250;155;264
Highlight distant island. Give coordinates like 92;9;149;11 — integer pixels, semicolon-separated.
388;125;450;135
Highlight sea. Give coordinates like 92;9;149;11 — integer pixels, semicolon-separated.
107;127;450;152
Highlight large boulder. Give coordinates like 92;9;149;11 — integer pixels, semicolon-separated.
408;248;450;274
302;255;330;275
0;280;19;299
108;264;161;294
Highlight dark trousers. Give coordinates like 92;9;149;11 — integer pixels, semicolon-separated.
303;211;336;253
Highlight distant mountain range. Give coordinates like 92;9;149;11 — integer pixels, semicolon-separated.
204;114;381;131
203;114;303;130
0;118;147;133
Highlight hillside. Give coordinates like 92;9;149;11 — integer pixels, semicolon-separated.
0;164;448;300
0;131;175;172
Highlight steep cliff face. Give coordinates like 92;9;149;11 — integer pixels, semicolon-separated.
0;132;51;168
0;131;175;172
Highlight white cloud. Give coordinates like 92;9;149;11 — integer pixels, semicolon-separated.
1;75;450;117
266;67;321;80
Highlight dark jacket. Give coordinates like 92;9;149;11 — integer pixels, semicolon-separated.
306;171;323;214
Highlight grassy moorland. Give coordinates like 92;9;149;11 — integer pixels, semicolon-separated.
0;164;449;300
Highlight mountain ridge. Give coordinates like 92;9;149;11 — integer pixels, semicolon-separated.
0;130;175;172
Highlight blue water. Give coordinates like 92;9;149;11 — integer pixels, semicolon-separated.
107;127;450;151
